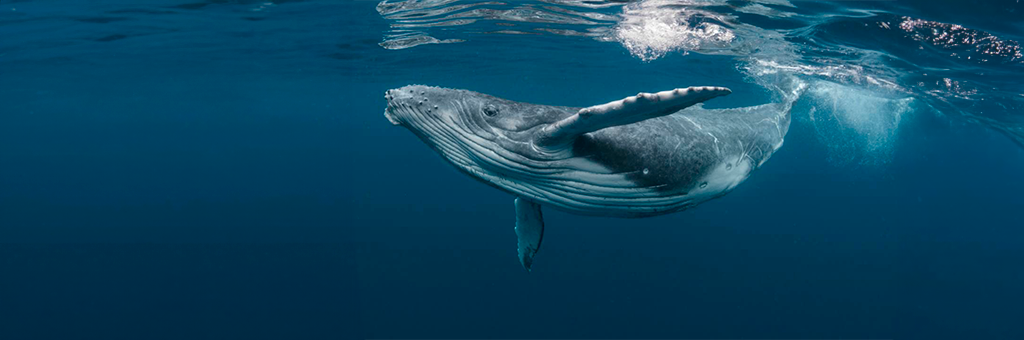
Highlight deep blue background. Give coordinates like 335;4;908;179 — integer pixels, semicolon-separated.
1;1;1023;339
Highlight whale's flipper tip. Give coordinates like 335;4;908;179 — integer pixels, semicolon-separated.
514;197;544;272
520;255;534;272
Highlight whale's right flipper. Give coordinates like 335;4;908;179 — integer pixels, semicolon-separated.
538;86;731;147
515;197;544;272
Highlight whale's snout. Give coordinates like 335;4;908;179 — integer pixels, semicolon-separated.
384;86;440;127
383;89;402;125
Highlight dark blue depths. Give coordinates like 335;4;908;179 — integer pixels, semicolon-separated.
1;1;1023;339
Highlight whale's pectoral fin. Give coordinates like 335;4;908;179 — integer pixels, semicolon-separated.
538;86;731;146
514;197;544;272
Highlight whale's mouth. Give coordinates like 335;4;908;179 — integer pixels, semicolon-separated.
384;108;401;125
383;89;403;126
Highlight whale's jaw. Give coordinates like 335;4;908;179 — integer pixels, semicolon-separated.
382;89;404;125
384;109;401;125
382;85;503;188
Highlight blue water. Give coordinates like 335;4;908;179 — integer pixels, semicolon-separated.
1;0;1023;339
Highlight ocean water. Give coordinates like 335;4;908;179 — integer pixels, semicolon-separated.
1;0;1023;339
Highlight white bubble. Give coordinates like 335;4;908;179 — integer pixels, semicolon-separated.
613;0;736;61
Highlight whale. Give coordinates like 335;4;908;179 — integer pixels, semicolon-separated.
384;85;797;270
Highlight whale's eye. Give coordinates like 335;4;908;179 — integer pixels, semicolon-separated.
483;105;499;117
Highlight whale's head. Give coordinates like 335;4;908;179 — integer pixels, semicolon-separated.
384;85;573;181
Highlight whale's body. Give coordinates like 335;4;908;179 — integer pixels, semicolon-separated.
384;85;795;270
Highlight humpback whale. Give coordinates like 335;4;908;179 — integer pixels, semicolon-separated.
384;85;794;270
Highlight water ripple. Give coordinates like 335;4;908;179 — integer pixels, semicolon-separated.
376;0;621;49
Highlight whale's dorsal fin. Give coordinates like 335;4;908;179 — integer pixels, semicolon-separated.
537;86;731;147
514;197;544;272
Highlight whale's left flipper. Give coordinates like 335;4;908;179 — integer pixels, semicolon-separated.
515;197;544;272
538;86;731;147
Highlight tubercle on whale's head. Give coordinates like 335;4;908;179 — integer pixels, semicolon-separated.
385;85;443;127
